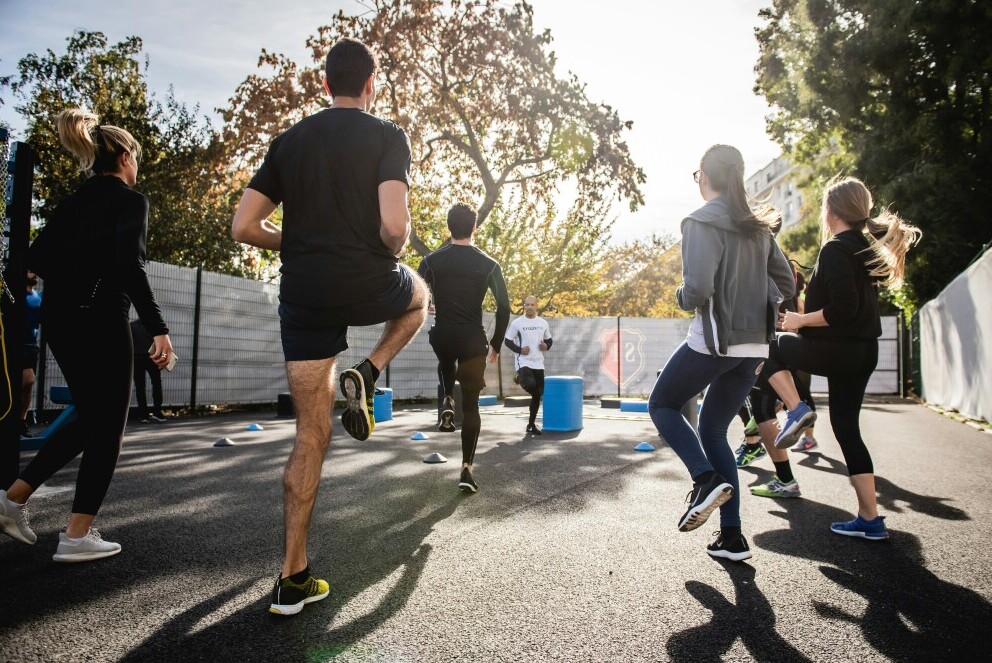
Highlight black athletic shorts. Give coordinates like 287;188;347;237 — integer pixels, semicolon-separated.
23;344;39;372
428;324;489;392
280;263;417;361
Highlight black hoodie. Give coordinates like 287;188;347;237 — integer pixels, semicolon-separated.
802;229;882;340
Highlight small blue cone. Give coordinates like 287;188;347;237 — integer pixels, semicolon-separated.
246;423;264;431
634;441;656;452
411;431;429;441
423;452;447;464
214;438;236;447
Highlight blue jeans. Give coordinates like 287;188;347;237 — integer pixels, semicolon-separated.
648;342;764;528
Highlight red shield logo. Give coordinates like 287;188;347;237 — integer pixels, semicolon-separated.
600;327;646;389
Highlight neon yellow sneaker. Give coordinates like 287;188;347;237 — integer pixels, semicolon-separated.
750;475;802;499
340;360;376;441
269;571;329;616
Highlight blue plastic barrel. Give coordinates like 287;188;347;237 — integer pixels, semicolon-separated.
542;376;583;431
374;388;393;423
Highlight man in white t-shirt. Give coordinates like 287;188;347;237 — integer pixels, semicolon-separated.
504;295;553;435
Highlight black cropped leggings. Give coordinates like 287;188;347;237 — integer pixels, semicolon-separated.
19;309;133;515
759;333;878;475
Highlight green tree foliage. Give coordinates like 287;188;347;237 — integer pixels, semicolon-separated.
5;31;254;276
221;0;645;307
593;234;690;319
755;0;992;304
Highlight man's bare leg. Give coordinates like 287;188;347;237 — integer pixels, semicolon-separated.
282;357;335;578
367;271;430;372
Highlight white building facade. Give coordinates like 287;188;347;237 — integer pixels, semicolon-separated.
745;156;803;230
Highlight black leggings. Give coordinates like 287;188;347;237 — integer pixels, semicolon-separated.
519;368;545;426
760;333;878;475
752;370;816;424
430;325;488;465
20;309;133;515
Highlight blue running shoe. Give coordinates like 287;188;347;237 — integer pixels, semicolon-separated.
830;515;888;540
774;401;816;449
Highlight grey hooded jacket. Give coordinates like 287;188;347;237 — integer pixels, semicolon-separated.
676;196;796;356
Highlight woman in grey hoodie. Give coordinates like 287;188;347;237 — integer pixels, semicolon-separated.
648;144;795;562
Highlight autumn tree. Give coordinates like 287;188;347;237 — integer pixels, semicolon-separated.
222;0;644;309
755;0;992;305
4;31;255;275
591;234;689;319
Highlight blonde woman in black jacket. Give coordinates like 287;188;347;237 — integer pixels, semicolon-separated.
0;109;173;562
762;177;920;540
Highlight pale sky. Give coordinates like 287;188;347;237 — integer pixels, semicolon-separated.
0;0;781;242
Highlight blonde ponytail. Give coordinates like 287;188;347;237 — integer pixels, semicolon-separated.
55;108;142;176
864;210;921;288
56;108;100;172
822;177;922;289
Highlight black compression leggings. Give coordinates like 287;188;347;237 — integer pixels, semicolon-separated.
436;354;487;466
760;333;877;475
19;309;133;515
523;369;545;426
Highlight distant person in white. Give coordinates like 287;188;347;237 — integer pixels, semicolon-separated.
504;295;553;435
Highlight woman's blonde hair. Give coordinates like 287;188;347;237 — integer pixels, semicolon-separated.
700;144;780;239
822;177;922;288
56;108;142;175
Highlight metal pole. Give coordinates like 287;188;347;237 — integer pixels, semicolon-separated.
1;140;34;487
189;266;202;410
616;316;621;398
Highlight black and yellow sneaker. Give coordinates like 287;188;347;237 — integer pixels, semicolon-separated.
340;360;376;441
269;570;330;616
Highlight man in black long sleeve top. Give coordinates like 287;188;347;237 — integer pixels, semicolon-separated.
417;204;510;493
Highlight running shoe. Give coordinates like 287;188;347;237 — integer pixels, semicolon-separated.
458;468;478;494
0;489;36;544
439;396;456;433
774;401;816;448
52;528;121;562
743;417;759;437
706;531;753;562
269;571;330;616
830;515;889;540
677;474;733;532
791;435;819;452
749;475;802;499
340;360;375;441
526;423;542;436
734;442;767;468
148;413;167;423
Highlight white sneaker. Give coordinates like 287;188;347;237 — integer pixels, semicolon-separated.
0;489;37;544
53;528;121;562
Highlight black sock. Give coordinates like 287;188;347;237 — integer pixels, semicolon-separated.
744;440;762;450
284;565;310;583
360;359;380;382
693;469;717;486
773;460;795;483
721;526;742;540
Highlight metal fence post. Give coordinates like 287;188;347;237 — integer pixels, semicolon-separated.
616;316;621;398
189;266;202;410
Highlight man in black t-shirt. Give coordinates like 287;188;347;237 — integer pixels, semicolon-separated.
231;38;429;617
417;204;510;494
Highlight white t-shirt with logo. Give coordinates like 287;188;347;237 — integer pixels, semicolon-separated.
506;315;552;370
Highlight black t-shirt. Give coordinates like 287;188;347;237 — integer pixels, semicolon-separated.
417;244;511;349
802;229;882;340
248;108;412;307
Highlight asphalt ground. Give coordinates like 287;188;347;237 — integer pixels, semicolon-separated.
1;397;989;662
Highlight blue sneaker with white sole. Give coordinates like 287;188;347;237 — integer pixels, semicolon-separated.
830;514;889;540
774;401;816;448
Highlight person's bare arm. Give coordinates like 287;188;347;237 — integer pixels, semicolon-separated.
378;180;410;256
232;189;281;251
